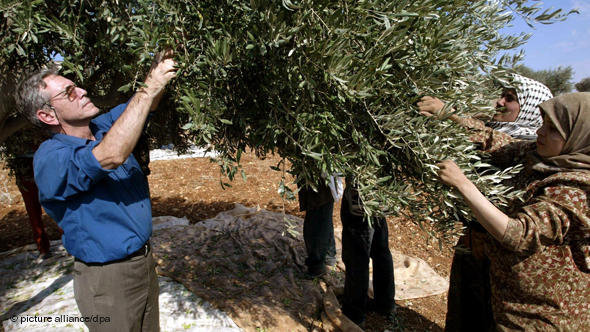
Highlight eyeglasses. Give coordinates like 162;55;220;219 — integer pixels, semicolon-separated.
42;84;77;110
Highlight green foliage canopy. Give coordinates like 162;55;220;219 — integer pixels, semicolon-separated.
0;0;573;239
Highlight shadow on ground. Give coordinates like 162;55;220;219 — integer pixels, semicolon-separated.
394;305;444;331
0;210;62;252
151;196;302;223
0;197;301;253
0;273;73;322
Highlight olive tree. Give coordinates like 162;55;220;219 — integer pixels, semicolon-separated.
0;0;573;239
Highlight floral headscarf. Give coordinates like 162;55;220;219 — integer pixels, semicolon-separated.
487;74;553;140
533;92;590;172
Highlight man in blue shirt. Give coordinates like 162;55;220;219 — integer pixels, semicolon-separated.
15;51;176;331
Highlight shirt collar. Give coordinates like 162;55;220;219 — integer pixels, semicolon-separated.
50;122;106;145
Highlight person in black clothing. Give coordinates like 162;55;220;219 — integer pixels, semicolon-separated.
340;182;395;326
298;181;337;277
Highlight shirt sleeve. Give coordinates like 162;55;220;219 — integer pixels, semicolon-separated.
453;115;530;164
470;127;515;153
455;116;486;131
455;114;516;154
34;140;112;201
500;185;587;253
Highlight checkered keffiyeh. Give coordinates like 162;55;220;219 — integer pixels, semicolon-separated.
487;74;553;140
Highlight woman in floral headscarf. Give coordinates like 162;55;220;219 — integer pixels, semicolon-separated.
438;92;590;330
419;74;554;330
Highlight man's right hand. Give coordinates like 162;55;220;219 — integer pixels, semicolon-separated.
417;96;445;117
144;49;177;99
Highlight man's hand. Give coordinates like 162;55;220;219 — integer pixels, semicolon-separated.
417;96;445;117
437;160;469;189
144;49;177;100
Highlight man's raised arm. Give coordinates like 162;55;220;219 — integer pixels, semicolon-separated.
93;50;176;169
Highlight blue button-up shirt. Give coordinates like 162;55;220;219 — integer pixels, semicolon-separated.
34;103;152;263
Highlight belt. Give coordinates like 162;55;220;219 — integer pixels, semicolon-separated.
75;241;150;265
127;241;151;259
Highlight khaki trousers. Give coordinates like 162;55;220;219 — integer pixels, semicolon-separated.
73;245;160;332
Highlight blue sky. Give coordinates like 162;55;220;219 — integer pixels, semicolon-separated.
502;0;590;84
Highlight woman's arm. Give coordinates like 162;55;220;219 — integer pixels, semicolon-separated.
437;161;589;256
437;160;510;240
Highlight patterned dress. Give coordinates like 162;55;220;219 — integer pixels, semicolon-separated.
467;122;590;331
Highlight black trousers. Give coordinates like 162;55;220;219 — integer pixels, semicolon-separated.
303;201;336;274
445;234;494;332
340;194;395;324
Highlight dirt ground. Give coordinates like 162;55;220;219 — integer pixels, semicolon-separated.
0;153;456;331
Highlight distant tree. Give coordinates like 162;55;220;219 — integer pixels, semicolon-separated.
514;65;573;95
575;77;590;92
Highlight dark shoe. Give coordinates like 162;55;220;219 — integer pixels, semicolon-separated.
342;306;365;328
367;298;395;317
306;265;327;279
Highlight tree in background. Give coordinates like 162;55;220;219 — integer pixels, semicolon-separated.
0;0;574;240
514;64;574;95
575;77;590;92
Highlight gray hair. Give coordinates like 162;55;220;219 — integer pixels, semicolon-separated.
15;66;59;127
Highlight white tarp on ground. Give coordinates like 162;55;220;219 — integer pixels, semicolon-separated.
151;205;449;331
1;210;448;332
0;228;240;332
190;204;449;300
149;145;218;161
